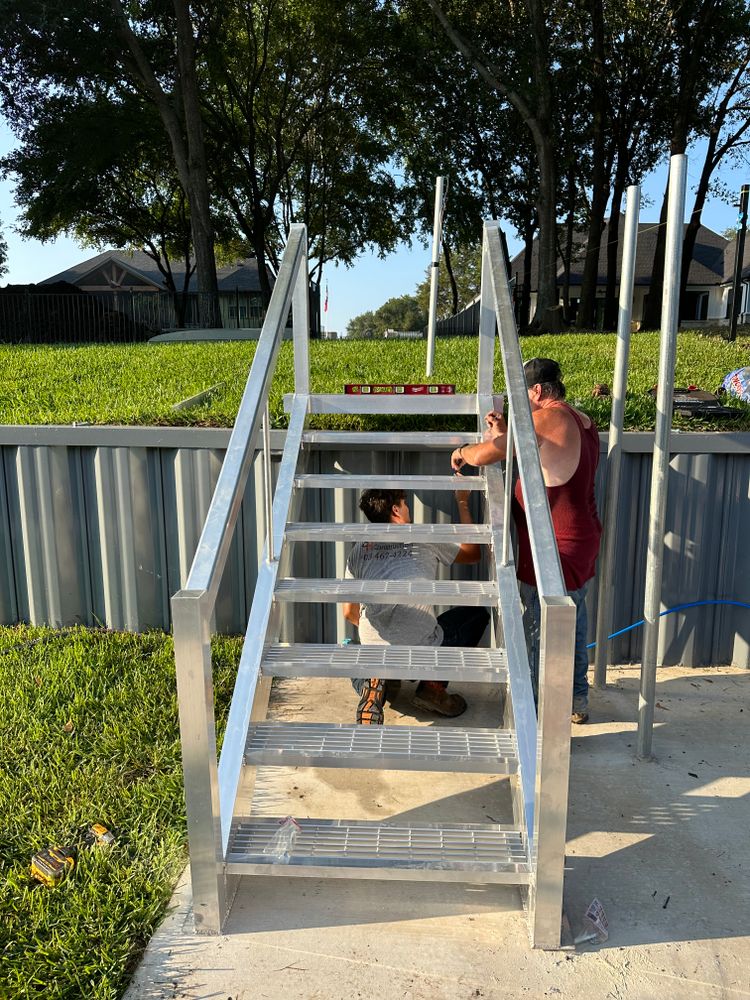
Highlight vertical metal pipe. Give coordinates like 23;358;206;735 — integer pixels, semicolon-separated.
426;175;446;377
262;402;274;561
637;155;687;759
502;402;514;566
728;184;749;342
593;184;641;686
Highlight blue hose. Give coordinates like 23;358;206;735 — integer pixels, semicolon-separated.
586;599;750;649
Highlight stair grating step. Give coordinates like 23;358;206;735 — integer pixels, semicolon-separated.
244;723;517;773
274;578;498;606
294;474;485;490
301;432;480;449
226;817;530;882
262;643;507;682
284;522;491;542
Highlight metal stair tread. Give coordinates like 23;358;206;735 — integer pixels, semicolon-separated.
274;578;498;605
285;392;479;415
244;722;517;773
262;643;507;682
293;473;486;490
284;522;491;542
301;431;481;448
226;817;530;882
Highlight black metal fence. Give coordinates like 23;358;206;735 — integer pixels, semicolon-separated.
0;290;270;344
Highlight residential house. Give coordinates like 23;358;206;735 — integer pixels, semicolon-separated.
509;223;750;328
39;249;320;334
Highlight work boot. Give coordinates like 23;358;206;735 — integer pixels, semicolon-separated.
413;681;467;718
356;678;385;725
571;695;589;724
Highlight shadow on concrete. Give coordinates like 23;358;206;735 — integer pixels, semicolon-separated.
564;669;749;949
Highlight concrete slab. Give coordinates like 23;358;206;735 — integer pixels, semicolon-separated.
124;666;750;1000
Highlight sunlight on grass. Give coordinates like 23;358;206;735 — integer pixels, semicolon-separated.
0;625;240;1000
1;331;749;430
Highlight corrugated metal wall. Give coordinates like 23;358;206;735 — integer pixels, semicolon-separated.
1;426;748;667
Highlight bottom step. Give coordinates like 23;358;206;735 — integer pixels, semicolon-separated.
226;817;530;883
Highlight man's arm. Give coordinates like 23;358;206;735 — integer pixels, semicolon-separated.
453;488;482;564
451;411;508;470
343;603;360;627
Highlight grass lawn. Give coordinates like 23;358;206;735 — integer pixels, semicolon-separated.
1;331;749;430
0;625;241;1000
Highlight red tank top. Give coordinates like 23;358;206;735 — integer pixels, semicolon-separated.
512;404;602;591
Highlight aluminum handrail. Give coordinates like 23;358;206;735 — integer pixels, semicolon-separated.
482;223;566;601
185;224;307;601
482;221;576;949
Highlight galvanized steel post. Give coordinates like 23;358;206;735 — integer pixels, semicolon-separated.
593;184;641;687
638;155;687;759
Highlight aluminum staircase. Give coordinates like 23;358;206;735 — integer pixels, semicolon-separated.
172;222;577;949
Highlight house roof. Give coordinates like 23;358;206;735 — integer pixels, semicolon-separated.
40;248;270;293
722;235;750;283
509;223;729;290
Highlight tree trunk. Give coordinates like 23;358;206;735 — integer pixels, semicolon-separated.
642;185;669;330
172;0;221;327
562;166;576;323
577;0;608;329
443;241;460;314
531;136;560;333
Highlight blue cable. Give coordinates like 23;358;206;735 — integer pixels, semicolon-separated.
586;599;750;649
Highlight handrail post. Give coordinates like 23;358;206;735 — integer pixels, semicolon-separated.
530;595;577;948
594;183;640;686
172;588;225;933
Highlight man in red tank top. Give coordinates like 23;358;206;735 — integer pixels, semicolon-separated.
450;358;601;724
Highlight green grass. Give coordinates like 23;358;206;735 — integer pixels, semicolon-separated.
0;625;241;1000
1;331;749;430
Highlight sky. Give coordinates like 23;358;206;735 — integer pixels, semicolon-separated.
0;119;748;336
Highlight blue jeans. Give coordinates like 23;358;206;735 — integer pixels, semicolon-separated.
352;606;490;696
518;581;590;705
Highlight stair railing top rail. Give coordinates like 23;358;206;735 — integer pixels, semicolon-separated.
185;224;309;600
482;222;565;600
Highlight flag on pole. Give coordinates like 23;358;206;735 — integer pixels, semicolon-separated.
324;281;329;313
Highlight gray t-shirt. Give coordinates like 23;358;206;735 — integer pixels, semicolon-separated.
345;541;460;646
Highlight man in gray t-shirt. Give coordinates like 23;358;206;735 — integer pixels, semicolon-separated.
343;489;488;725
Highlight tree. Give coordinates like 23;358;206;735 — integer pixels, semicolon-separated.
346;295;427;338
641;0;750;329
0;0;221;323
110;0;222;323
1;94;197;322
679;45;750;314
425;0;561;333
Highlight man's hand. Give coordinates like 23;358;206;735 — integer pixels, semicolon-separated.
484;409;506;436
451;446;467;471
